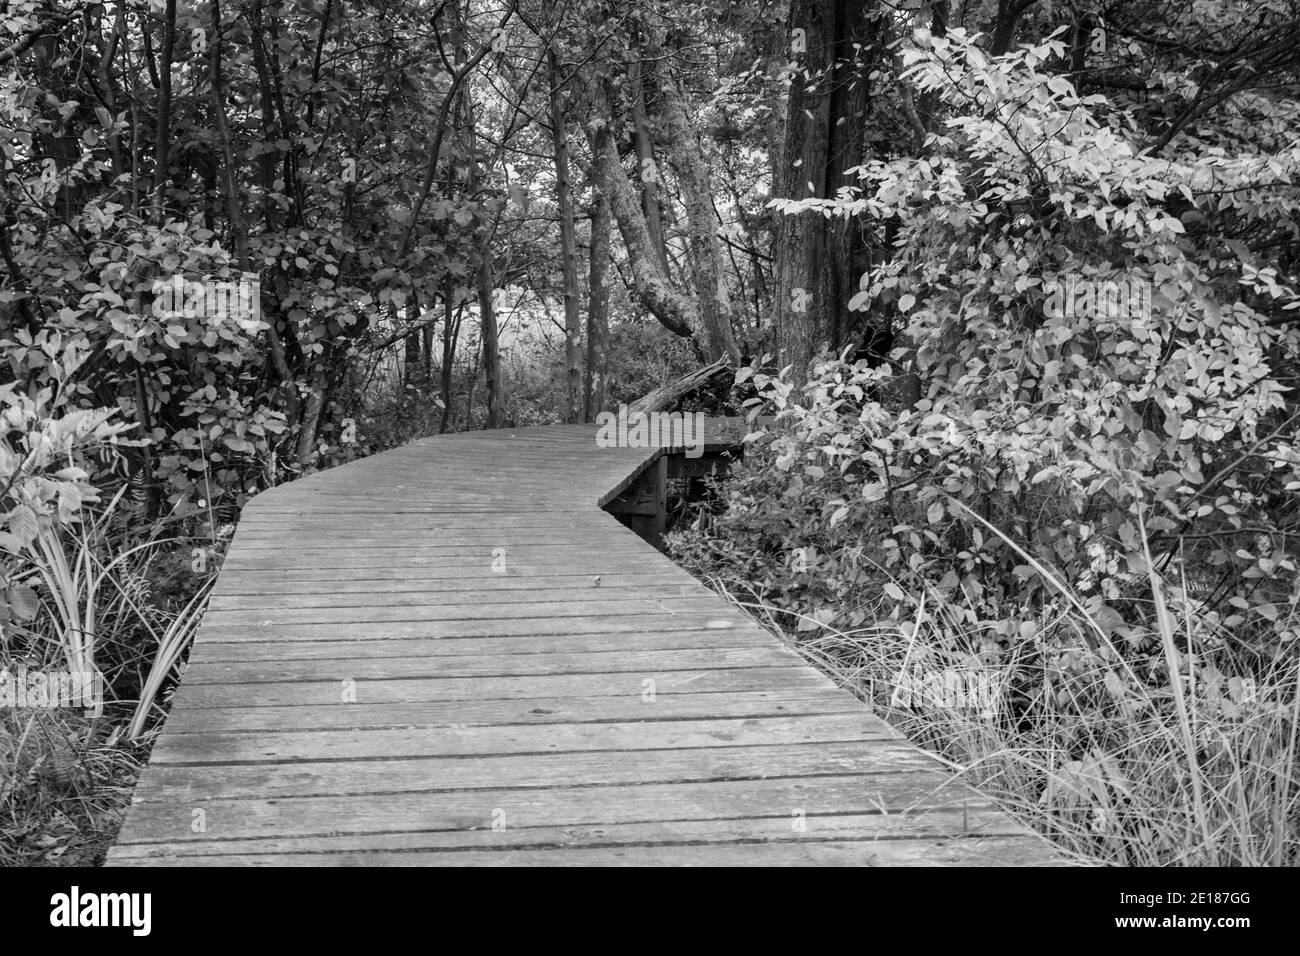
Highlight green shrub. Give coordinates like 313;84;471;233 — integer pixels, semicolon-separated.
671;356;1299;865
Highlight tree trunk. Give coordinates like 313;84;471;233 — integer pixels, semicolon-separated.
652;56;740;363
627;57;670;274
548;49;584;423
989;0;1033;55
207;0;246;262
421;325;434;385
248;3;300;434
585;79;700;344
149;0;177;223
773;0;880;382
439;286;459;434
294;360;330;468
457;28;504;429
404;300;421;384
585;122;611;421
478;258;504;427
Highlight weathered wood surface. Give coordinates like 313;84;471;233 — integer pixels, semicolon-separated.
108;423;1065;866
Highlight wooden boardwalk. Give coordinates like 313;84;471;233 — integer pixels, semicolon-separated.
108;424;1064;865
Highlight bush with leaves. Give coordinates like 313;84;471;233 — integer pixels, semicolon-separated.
672;353;1300;864
673;28;1300;865
0;206;290;514
1;373;135;650
759;27;1300;649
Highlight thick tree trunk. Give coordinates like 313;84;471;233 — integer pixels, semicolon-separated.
773;0;880;382
989;0;1034;55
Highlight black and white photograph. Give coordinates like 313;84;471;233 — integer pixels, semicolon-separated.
0;0;1294;905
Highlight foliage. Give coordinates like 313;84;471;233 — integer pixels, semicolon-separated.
0;708;141;866
0;369;134;641
753;27;1300;655
0;374;219;864
674;23;1300;864
5;0;1300;867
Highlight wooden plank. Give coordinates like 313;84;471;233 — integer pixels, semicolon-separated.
110;837;1067;867
231;528;626;545
205;585;717;610
217;550;668;571
200;596;740;626
221;543;658;559
146;713;902;764
195;614;759;642
208;572;702;595
130;741;937;801
114;774;992;845
164;665;841;707
182;646;800;681
211;563;703;584
107;807;1031;860
242;507;614;516
204;592;724;613
188;630;779;662
153;690;867;733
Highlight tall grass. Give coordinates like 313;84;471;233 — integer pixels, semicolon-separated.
4;495;220;863
2;387;221;863
25;486;170;677
127;574;213;740
695;530;1300;867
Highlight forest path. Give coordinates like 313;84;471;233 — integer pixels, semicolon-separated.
107;423;1064;866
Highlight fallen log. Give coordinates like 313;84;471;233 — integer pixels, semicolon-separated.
626;355;731;416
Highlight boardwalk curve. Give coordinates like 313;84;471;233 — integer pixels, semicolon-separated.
108;425;1064;866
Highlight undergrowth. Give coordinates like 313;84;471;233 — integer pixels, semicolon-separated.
669;357;1300;867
